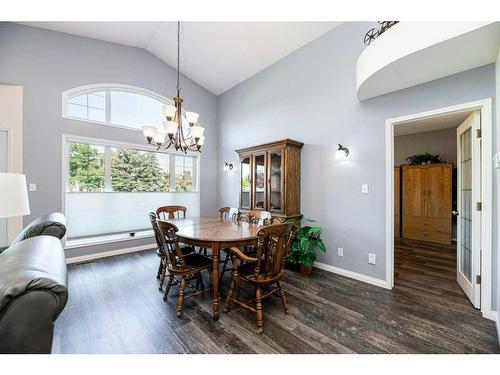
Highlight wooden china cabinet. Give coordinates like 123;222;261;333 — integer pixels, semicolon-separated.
236;139;303;222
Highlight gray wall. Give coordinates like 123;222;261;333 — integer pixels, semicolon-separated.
217;22;497;309
0;22;219;259
496;48;500;317
394;128;457;167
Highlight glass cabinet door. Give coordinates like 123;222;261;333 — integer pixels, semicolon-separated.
268;149;284;213
253;153;266;210
240;156;251;209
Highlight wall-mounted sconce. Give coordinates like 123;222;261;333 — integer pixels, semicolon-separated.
336;144;349;159
223;162;234;171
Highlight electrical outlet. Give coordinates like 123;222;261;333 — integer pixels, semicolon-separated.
368;253;376;265
338;247;344;257
29;183;37;192
361;184;368;194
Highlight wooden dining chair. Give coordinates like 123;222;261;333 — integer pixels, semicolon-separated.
156;205;187;220
237;210;272;257
218;207;240;282
219;206;239;221
239;210;272;226
149;212;194;291
223;223;295;334
157;220;213;318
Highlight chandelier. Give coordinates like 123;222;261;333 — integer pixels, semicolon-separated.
142;22;205;153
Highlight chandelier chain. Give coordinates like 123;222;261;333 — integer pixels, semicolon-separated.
176;21;181;96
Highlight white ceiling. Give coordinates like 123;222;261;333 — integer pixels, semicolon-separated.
394;111;473;136
18;22;341;95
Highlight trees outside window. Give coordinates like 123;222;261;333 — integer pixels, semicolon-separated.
111;148;163;192
67;141;196;193
175;155;194;192
68;143;105;192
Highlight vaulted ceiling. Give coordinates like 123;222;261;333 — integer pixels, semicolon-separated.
18;22;341;95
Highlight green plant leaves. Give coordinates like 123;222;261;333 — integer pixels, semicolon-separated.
406;152;445;165
287;218;327;268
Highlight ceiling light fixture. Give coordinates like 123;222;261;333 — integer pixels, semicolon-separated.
143;22;205;153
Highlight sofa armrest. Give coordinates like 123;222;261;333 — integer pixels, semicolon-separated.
0;236;68;353
0;290;62;353
10;212;66;247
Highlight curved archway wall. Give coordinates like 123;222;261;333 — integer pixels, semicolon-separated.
0;22;219;259
218;22;498;311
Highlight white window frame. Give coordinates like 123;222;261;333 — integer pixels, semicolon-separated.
61;83;175;132
61;134;201;249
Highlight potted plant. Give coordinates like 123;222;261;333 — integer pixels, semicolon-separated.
406;152;445;165
286;218;326;275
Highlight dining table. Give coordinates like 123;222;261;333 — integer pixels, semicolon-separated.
166;216;260;320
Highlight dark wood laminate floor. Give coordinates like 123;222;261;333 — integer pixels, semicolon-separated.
53;242;499;354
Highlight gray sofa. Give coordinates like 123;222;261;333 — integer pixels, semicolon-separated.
0;213;68;354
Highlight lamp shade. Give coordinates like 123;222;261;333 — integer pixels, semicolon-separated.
185;111;200;124
0;173;30;218
190;124;204;139
142;126;157;139
162;105;177;119
164;120;178;135
153;131;166;145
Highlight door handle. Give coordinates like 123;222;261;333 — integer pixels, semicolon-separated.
452;210;459;216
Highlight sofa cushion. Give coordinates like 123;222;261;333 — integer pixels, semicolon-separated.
10;212;66;247
0;236;68;315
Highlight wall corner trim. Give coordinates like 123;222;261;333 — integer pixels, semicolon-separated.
65;243;155;264
314;262;389;289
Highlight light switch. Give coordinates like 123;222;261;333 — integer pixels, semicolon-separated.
338;248;344;257
494;153;500;169
29;183;37;192
361;184;368;194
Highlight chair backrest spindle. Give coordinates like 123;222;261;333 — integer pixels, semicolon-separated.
156;220;187;270
156;205;187;220
148;212;165;255
253;223;294;281
219;207;239;221
239;210;272;226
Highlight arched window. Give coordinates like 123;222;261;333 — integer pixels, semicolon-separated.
62;84;171;131
61;85;201;246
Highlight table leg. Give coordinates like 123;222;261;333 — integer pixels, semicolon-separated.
212;241;220;321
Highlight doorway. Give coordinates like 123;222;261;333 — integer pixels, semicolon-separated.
385;99;493;320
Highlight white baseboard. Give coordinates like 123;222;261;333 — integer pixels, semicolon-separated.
492;311;500;347
481;309;495;321
65;243;155;264
314;262;389;289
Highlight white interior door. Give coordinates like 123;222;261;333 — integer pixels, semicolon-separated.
456;111;481;308
0;130;8;247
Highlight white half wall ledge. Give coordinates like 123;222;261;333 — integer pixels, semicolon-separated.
356;22;500;101
65;243;155;264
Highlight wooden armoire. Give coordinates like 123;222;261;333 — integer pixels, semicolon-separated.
236;139;303;222
401;163;452;244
